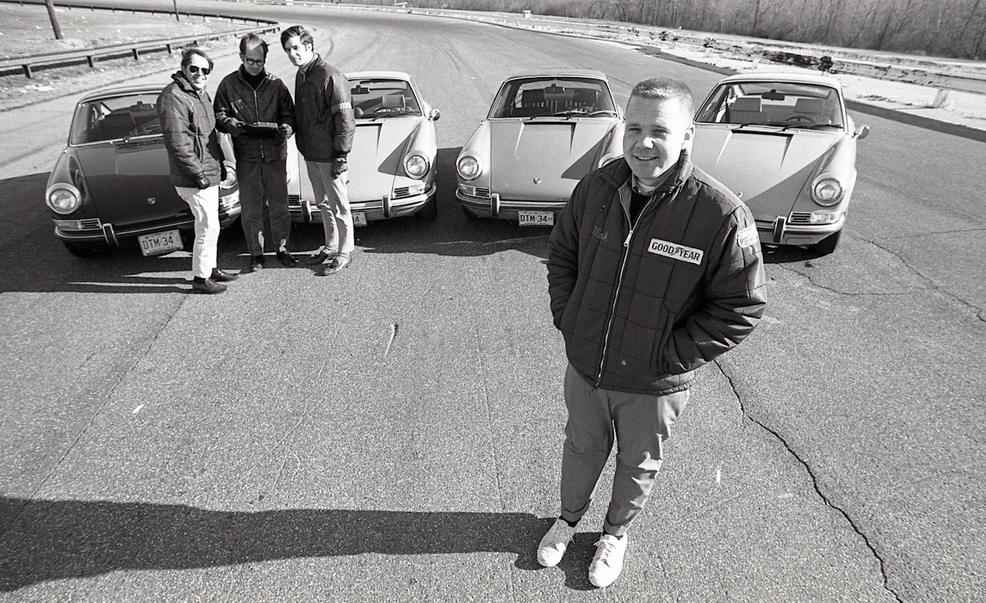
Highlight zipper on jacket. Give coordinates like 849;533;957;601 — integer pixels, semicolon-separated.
252;85;265;161
594;190;662;386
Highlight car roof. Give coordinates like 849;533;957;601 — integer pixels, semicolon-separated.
502;69;610;82
347;71;413;81
716;71;843;89
77;84;163;103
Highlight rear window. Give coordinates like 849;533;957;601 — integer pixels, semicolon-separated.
695;82;845;128
489;77;617;119
349;78;421;118
70;93;162;145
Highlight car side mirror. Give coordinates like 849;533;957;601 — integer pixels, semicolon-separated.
429;108;441;121
854;124;869;140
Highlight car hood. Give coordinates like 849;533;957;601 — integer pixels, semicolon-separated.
691;127;839;219
490;119;612;201
348;117;419;202
72;138;188;226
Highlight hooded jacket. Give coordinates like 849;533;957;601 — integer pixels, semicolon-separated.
214;66;295;162
292;54;355;162
547;156;767;396
156;71;223;188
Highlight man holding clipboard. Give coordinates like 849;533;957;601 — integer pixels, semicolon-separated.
214;33;298;272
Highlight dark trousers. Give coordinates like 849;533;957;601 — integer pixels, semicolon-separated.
238;158;290;256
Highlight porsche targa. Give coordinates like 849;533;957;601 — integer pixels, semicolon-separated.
455;70;623;226
691;73;868;255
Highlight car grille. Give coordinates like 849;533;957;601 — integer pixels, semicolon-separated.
78;218;103;230
788;212;813;225
393;187;411;199
288;194;301;206
459;185;491;199
54;218;102;232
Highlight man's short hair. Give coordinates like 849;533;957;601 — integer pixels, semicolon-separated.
280;25;314;50
240;33;268;57
629;78;695;116
180;47;213;71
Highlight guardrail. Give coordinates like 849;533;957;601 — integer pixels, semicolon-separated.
0;0;280;78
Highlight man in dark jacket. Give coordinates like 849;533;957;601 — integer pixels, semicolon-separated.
539;78;767;587
281;25;356;275
157;47;238;294
214;34;298;272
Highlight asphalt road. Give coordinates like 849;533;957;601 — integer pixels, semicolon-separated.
1;1;983;601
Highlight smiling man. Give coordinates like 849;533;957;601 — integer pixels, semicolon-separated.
542;78;767;588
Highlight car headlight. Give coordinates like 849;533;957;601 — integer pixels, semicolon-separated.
811;177;843;206
46;183;82;215
404;153;429;180
457;155;481;181
221;161;237;189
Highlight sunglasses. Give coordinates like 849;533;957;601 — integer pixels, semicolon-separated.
187;65;211;75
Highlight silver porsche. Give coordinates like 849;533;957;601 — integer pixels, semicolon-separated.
455;70;624;226
691;72;869;255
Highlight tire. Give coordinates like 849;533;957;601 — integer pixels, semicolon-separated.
417;197;438;221
61;241;104;257
810;231;841;255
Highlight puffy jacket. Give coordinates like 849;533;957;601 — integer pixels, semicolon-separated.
214;66;295;162
156;71;223;188
292;55;354;162
547;156;767;396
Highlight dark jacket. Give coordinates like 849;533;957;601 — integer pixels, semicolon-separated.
214;66;295;162
156;71;223;188
293;54;354;162
547;156;767;396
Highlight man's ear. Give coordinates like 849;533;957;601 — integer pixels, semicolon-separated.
682;124;695;151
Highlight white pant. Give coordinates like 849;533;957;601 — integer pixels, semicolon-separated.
305;160;354;256
175;185;220;278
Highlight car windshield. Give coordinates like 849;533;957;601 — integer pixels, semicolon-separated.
70;93;161;145
350;78;421;119
489;77;617;119
695;82;845;129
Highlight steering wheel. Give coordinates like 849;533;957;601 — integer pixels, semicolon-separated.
785;114;815;126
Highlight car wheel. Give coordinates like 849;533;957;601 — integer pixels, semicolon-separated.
810;231;841;255
418;197;438;221
61;241;104;257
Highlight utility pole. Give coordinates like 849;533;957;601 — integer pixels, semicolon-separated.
44;0;64;40
173;0;181;21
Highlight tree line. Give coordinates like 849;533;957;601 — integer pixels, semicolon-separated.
355;0;986;60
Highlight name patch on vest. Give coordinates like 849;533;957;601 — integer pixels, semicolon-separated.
647;239;704;265
737;225;758;248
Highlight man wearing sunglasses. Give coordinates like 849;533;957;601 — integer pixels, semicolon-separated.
214;34;298;273
157;47;238;294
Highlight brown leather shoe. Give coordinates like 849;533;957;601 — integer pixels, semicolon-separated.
210;268;239;282
191;277;227;294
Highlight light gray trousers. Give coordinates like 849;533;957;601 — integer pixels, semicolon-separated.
560;364;689;537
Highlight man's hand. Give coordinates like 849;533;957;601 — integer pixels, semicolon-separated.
332;157;348;178
227;119;247;137
278;123;293;140
195;173;211;189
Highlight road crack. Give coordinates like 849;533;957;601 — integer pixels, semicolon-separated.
713;359;904;603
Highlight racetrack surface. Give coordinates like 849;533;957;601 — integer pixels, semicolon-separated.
0;1;983;601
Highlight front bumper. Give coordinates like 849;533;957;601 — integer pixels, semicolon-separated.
758;212;846;246
456;189;566;220
290;185;436;223
52;201;241;247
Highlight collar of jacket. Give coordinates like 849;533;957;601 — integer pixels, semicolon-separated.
599;153;693;197
237;65;271;85
300;53;323;77
171;71;203;97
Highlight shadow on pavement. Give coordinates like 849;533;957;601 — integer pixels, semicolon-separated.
0;497;600;591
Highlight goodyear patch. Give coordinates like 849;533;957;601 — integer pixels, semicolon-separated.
647;239;704;265
737;225;758;248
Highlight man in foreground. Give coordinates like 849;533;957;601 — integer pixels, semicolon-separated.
542;78;767;587
280;25;356;275
214;33;298;272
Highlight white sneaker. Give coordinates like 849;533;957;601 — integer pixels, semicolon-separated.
537;518;578;567
588;533;628;588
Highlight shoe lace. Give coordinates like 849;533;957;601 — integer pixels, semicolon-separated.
594;537;620;566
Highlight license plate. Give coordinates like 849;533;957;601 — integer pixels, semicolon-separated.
352;212;368;227
519;211;554;227
138;229;183;256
